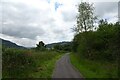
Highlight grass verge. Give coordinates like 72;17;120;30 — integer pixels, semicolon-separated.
70;53;118;78
2;48;64;78
30;51;63;78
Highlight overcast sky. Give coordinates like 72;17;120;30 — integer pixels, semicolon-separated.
0;0;119;47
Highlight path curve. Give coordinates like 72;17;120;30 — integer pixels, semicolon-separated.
52;53;84;79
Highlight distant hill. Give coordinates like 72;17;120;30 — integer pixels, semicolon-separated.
46;41;72;49
0;38;26;49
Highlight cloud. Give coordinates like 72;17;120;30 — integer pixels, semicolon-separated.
0;0;118;47
61;10;77;22
94;2;118;21
2;2;47;39
118;1;120;21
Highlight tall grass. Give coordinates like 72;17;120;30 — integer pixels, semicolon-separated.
2;48;63;78
70;53;118;78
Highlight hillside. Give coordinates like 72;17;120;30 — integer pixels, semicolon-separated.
46;41;71;49
0;38;26;49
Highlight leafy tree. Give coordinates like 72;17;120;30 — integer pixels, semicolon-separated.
74;2;97;33
54;45;61;50
36;41;46;51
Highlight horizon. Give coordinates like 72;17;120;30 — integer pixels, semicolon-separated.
1;38;71;47
0;0;119;47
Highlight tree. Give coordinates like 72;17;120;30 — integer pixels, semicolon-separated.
54;45;61;50
74;2;97;33
36;41;45;51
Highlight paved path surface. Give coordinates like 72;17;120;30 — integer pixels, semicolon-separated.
52;53;84;79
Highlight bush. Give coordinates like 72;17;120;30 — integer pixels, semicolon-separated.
2;48;62;78
2;48;35;77
72;21;119;62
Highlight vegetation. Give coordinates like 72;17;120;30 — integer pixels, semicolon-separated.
36;41;46;51
73;2;97;33
71;2;119;78
53;42;72;52
70;53;118;78
73;19;119;62
1;1;119;79
2;46;64;78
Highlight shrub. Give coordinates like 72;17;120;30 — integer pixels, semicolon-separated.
72;21;119;62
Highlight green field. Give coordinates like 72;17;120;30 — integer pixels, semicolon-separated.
2;48;64;78
70;53;118;78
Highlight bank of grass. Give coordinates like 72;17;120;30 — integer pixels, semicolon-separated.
2;48;64;78
30;51;63;78
70;53;118;78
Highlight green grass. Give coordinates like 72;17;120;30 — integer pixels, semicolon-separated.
70;53;118;78
2;48;64;78
29;51;63;78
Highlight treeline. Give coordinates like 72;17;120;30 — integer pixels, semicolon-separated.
33;41;72;52
53;42;72;52
71;2;119;62
72;20;120;62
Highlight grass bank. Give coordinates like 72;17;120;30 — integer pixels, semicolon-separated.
70;53;118;78
2;48;64;78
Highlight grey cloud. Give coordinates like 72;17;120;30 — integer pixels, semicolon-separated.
1;1;118;47
94;2;118;18
1;1;68;43
2;2;39;23
51;27;73;41
61;2;118;22
1;2;49;39
2;24;45;39
62;11;76;22
118;1;120;21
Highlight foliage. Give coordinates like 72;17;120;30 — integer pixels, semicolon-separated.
2;48;63;78
70;53;118;78
36;41;46;51
74;2;97;33
72;2;119;78
72;20;119;62
54;43;72;52
2;48;34;78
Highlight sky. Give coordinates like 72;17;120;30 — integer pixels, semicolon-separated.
0;0;119;47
